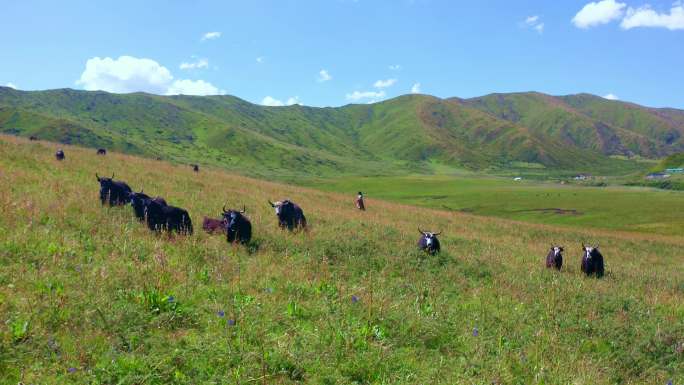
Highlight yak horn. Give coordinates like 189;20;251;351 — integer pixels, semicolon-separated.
434;231;442;236
96;173;100;180
418;227;425;235
111;173;115;179
240;205;246;213
222;205;228;213
268;200;275;207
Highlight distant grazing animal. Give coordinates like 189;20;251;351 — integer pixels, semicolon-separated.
546;245;564;270
221;205;252;244
129;190;167;221
202;216;227;234
145;199;193;235
356;192;365;211
581;244;604;278
97;148;107;155
96;173;132;206
418;228;441;254
29;135;38;141
55;149;65;161
192;164;199;172
268;200;307;231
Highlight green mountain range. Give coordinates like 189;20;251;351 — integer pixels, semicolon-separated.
1;86;682;177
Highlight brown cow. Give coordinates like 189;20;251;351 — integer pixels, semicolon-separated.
202;216;227;234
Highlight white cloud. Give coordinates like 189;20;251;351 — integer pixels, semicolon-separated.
410;82;421;94
620;3;684;30
261;96;300;106
167;79;224;96
345;90;386;102
6;82;17;89
256;56;265;63
525;15;540;24
317;69;332;82
603;93;619;100
523;15;545;33
179;58;209;70
389;64;402;71
76;56;224;96
373;78;397;88
572;0;626;28
201;31;221;41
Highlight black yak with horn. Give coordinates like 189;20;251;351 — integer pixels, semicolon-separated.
546;245;564;270
268;200;307;231
581;243;604;278
128;190;167;221
418;228;441;254
221;205;252;244
96;173;132;206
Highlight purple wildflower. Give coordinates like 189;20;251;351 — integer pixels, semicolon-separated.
227;319;236;326
666;381;672;385
351;295;359;303
264;287;274;293
167;296;175;303
217;310;225;317
68;367;77;373
472;327;479;337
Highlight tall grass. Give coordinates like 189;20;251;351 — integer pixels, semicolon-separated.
0;135;682;384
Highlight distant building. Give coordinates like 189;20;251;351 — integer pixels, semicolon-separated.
665;168;683;174
513;177;522;181
646;173;670;180
573;174;590;180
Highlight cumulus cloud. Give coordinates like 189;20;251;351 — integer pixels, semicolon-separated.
179;58;209;70
373;78;397;88
620;3;684;30
572;0;626;28
345;90;386;102
261;96;300;106
5;82;17;89
317;69;332;82
522;15;544;33
389;64;402;71
603;93;619;100
76;56;224;96
410;83;421;94
201;31;221;41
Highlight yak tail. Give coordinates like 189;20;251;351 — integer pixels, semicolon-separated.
299;214;308;231
185;216;194;235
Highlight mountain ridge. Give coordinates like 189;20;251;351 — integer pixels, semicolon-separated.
1;86;682;177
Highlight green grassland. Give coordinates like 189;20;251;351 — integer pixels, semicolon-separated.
303;175;684;236
1;135;683;384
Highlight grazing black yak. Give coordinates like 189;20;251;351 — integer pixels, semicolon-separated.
55;149;65;160
202;216;227;234
97;148;107;155
29;135;38;141
192;164;199;172
128;190;167;221
222;205;252;244
581;244;605;278
356;192;365;211
418;228;441;254
145;199;193;235
546;245;564;270
268;200;307;231
96;173;132;206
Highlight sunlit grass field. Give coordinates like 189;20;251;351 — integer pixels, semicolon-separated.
303;175;684;236
1;135;683;384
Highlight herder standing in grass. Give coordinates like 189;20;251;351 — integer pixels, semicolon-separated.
356;191;366;211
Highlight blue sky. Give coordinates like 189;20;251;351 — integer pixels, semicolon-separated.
1;0;683;107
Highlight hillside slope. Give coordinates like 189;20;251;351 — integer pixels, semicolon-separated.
1;87;683;176
1;136;682;384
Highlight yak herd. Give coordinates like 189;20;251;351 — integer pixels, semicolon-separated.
56;146;606;278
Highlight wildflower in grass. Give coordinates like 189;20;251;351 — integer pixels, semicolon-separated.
167;295;175;303
666;381;672;385
227;319;236;326
351;295;359;303
472;327;479;337
264;287;274;293
68;367;77;373
217;310;225;317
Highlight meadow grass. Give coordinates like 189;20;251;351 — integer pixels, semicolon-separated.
302;175;684;236
0;135;683;384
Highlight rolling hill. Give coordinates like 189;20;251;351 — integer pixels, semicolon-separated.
1;86;683;177
1;135;682;384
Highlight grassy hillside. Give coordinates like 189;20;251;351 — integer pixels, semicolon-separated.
1;135;683;384
3;87;682;177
